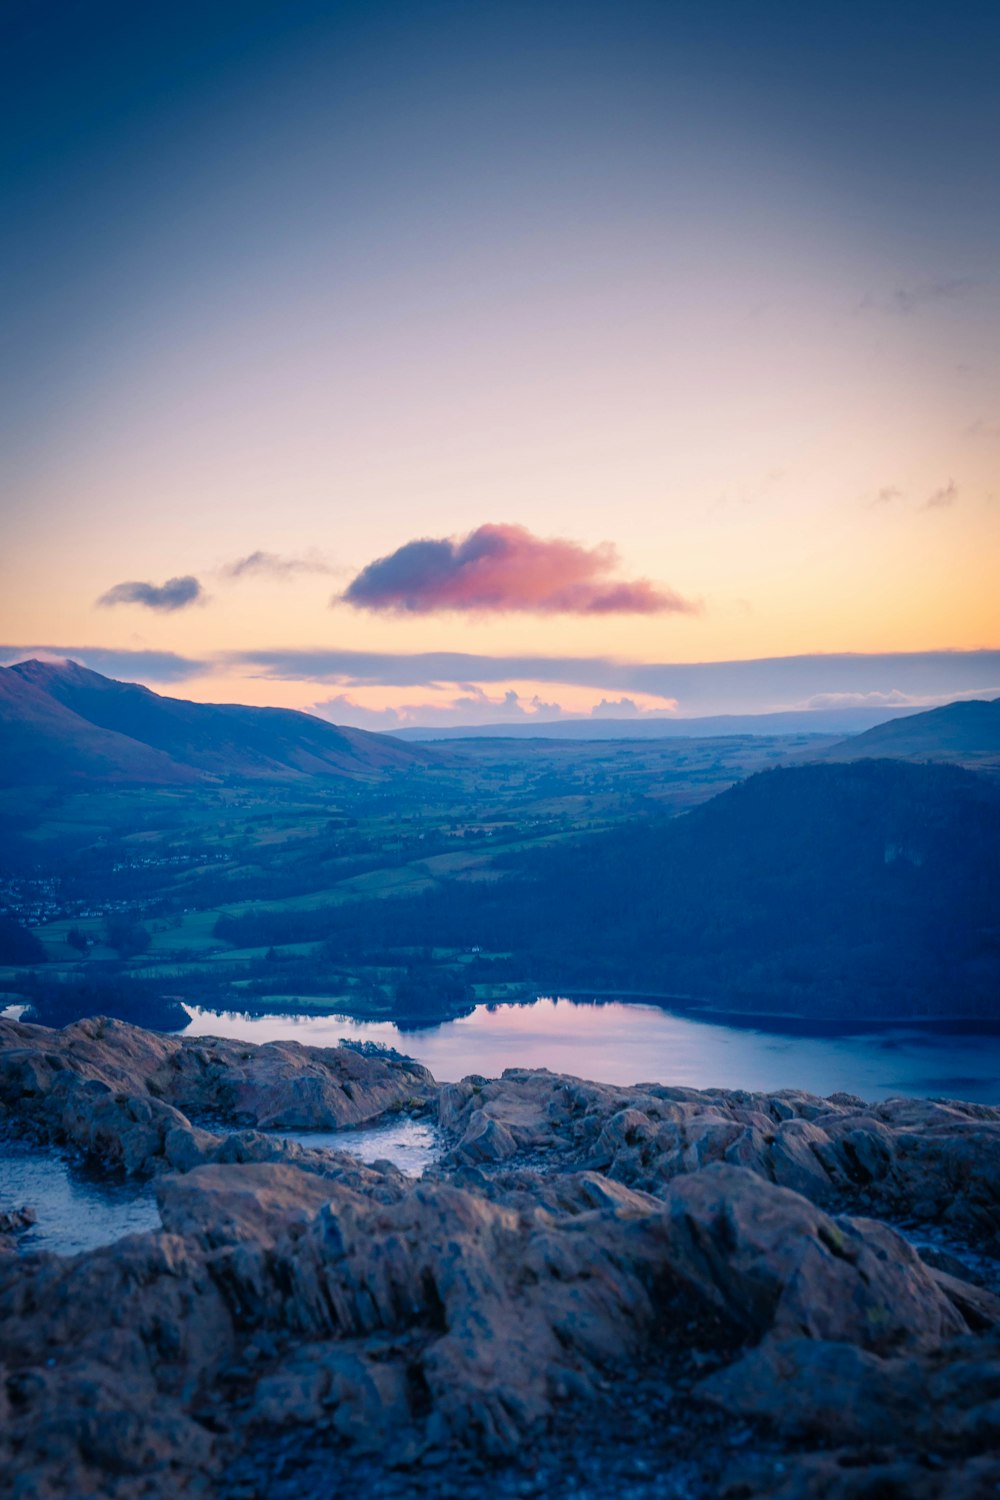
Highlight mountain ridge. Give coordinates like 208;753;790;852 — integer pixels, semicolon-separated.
0;659;433;786
387;705;927;741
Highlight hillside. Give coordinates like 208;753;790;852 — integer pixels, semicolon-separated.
223;759;1000;1020
0;666;196;787
0;660;433;786
818;696;1000;770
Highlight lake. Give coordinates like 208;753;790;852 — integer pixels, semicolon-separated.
181;997;1000;1105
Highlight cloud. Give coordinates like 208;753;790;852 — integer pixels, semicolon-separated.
591;697;641;717
859;279;979;316
339;523;694;616
797;686;1000;712
0;646;206;682
6;643;998;722
870;485;902;507
313;686;566;732
891;278;978;315
924;480;958;510
233;648;648;689
222;551;333;580
234;647;1000;718
97;575;205;611
795;690;921;711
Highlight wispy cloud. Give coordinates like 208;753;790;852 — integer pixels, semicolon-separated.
796;686;1000;711
890;278;978;315
339;523;695;616
96;575;205;611
222;551;334;580
869;484;903;507
859;278;980;316
795;690;921;711
924;480;959;510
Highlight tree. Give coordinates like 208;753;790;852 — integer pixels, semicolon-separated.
66;928;89;955
104;915;152;957
0;918;45;965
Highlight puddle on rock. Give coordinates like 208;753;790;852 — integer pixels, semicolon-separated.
0;1136;161;1256
272;1117;443;1178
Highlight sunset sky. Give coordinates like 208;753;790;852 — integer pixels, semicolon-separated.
2;0;998;727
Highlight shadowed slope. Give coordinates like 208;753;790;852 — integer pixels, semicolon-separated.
0;666;196;786
2;660;434;784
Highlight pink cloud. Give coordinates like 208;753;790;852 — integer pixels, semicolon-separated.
339;523;695;616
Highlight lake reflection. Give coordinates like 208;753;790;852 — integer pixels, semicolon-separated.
181;998;1000;1104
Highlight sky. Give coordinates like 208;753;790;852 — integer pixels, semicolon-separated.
2;0;998;728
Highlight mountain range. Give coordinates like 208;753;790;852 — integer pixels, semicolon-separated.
1;660;998;792
389;705;926;740
0;659;431;786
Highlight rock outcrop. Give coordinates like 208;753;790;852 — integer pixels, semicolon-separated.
441;1067;1000;1245
1;1019;998;1499
0;1015;435;1177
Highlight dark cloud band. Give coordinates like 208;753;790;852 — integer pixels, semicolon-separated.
231;647;1000;715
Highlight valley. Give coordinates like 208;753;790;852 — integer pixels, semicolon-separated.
1;717;820;1028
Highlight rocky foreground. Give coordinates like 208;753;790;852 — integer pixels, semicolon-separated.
1;1017;999;1499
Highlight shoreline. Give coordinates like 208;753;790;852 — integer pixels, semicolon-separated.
180;990;1000;1040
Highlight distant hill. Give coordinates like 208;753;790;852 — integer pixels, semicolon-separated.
817;696;1000;770
388;705;924;741
0;660;433;786
227;759;1000;1021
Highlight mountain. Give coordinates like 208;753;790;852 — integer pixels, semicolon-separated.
388;705;925;740
0;660;433;786
0;665;196;787
818;696;1000;769
231;759;1000;1021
